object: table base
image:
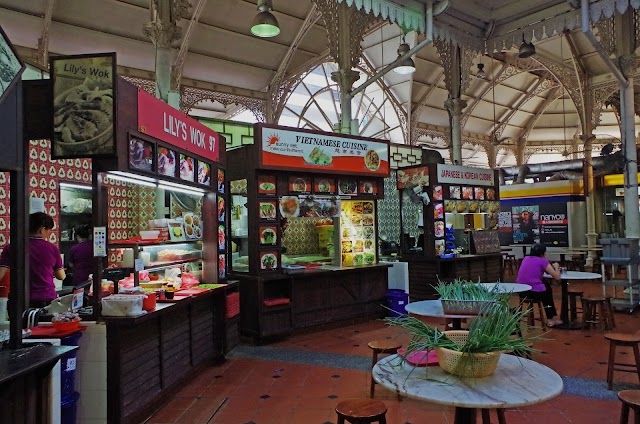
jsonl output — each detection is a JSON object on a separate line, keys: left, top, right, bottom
{"left": 554, "top": 321, "right": 583, "bottom": 330}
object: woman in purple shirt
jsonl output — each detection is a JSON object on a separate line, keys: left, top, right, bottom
{"left": 516, "top": 243, "right": 562, "bottom": 327}
{"left": 68, "top": 225, "right": 94, "bottom": 286}
{"left": 0, "top": 212, "right": 65, "bottom": 308}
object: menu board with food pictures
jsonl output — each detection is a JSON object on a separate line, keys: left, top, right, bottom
{"left": 183, "top": 213, "right": 202, "bottom": 240}
{"left": 129, "top": 138, "right": 153, "bottom": 172}
{"left": 289, "top": 176, "right": 310, "bottom": 194}
{"left": 218, "top": 224, "right": 226, "bottom": 251}
{"left": 158, "top": 147, "right": 177, "bottom": 177}
{"left": 359, "top": 180, "right": 377, "bottom": 195}
{"left": 298, "top": 196, "right": 340, "bottom": 218}
{"left": 279, "top": 196, "right": 300, "bottom": 218}
{"left": 260, "top": 251, "right": 278, "bottom": 270}
{"left": 340, "top": 200, "right": 376, "bottom": 267}
{"left": 260, "top": 225, "right": 277, "bottom": 245}
{"left": 471, "top": 230, "right": 500, "bottom": 254}
{"left": 217, "top": 168, "right": 225, "bottom": 193}
{"left": 197, "top": 161, "right": 211, "bottom": 186}
{"left": 314, "top": 178, "right": 335, "bottom": 194}
{"left": 217, "top": 196, "right": 225, "bottom": 222}
{"left": 179, "top": 154, "right": 195, "bottom": 182}
{"left": 258, "top": 175, "right": 276, "bottom": 195}
{"left": 397, "top": 166, "right": 429, "bottom": 189}
{"left": 259, "top": 201, "right": 277, "bottom": 220}
{"left": 338, "top": 179, "right": 357, "bottom": 196}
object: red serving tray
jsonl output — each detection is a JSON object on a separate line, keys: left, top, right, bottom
{"left": 397, "top": 349, "right": 439, "bottom": 367}
{"left": 176, "top": 288, "right": 211, "bottom": 296}
{"left": 29, "top": 325, "right": 87, "bottom": 338}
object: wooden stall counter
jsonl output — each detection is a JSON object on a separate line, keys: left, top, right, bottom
{"left": 234, "top": 264, "right": 389, "bottom": 343}
{"left": 403, "top": 253, "right": 502, "bottom": 301}
{"left": 102, "top": 288, "right": 227, "bottom": 424}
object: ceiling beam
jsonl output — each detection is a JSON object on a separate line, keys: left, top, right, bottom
{"left": 171, "top": 0, "right": 208, "bottom": 90}
{"left": 35, "top": 0, "right": 55, "bottom": 67}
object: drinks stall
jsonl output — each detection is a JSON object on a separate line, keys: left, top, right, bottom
{"left": 397, "top": 164, "right": 502, "bottom": 300}
{"left": 227, "top": 124, "right": 390, "bottom": 341}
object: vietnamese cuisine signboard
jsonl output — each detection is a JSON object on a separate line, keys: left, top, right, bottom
{"left": 258, "top": 124, "right": 389, "bottom": 176}
{"left": 436, "top": 164, "right": 495, "bottom": 186}
{"left": 50, "top": 52, "right": 116, "bottom": 159}
{"left": 137, "top": 89, "right": 220, "bottom": 163}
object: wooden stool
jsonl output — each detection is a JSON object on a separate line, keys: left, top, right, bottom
{"left": 618, "top": 390, "right": 640, "bottom": 424}
{"left": 567, "top": 288, "right": 584, "bottom": 322}
{"left": 604, "top": 333, "right": 640, "bottom": 390}
{"left": 481, "top": 409, "right": 507, "bottom": 424}
{"left": 583, "top": 296, "right": 615, "bottom": 331}
{"left": 336, "top": 399, "right": 387, "bottom": 424}
{"left": 503, "top": 254, "right": 516, "bottom": 276}
{"left": 368, "top": 340, "right": 401, "bottom": 398}
{"left": 520, "top": 298, "right": 548, "bottom": 328}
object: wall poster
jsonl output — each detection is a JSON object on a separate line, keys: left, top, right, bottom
{"left": 0, "top": 24, "right": 25, "bottom": 106}
{"left": 511, "top": 205, "right": 539, "bottom": 244}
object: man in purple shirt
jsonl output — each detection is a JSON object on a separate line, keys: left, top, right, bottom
{"left": 517, "top": 243, "right": 562, "bottom": 327}
{"left": 0, "top": 212, "right": 65, "bottom": 308}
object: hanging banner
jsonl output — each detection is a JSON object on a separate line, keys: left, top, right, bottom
{"left": 258, "top": 124, "right": 389, "bottom": 176}
{"left": 137, "top": 89, "right": 220, "bottom": 162}
{"left": 539, "top": 203, "right": 569, "bottom": 247}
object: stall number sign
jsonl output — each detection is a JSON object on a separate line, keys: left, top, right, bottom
{"left": 66, "top": 357, "right": 77, "bottom": 371}
{"left": 72, "top": 288, "right": 84, "bottom": 312}
{"left": 436, "top": 164, "right": 494, "bottom": 186}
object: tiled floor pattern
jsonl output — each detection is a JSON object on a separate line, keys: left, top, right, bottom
{"left": 143, "top": 278, "right": 640, "bottom": 424}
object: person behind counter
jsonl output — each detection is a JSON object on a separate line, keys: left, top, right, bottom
{"left": 0, "top": 212, "right": 65, "bottom": 308}
{"left": 67, "top": 224, "right": 94, "bottom": 287}
{"left": 516, "top": 243, "right": 562, "bottom": 327}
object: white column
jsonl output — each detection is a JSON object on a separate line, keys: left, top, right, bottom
{"left": 622, "top": 77, "right": 640, "bottom": 238}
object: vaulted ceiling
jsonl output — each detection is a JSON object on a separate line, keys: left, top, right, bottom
{"left": 1, "top": 0, "right": 637, "bottom": 168}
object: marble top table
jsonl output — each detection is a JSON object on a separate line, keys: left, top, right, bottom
{"left": 543, "top": 271, "right": 602, "bottom": 330}
{"left": 373, "top": 354, "right": 563, "bottom": 424}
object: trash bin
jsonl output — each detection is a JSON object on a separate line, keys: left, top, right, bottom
{"left": 61, "top": 391, "right": 80, "bottom": 424}
{"left": 386, "top": 289, "right": 408, "bottom": 317}
{"left": 61, "top": 332, "right": 82, "bottom": 402}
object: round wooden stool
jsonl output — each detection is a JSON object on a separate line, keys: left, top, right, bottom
{"left": 520, "top": 298, "right": 548, "bottom": 328}
{"left": 618, "top": 390, "right": 640, "bottom": 424}
{"left": 604, "top": 333, "right": 640, "bottom": 390}
{"left": 583, "top": 296, "right": 615, "bottom": 331}
{"left": 567, "top": 288, "right": 584, "bottom": 322}
{"left": 336, "top": 399, "right": 387, "bottom": 424}
{"left": 503, "top": 254, "right": 516, "bottom": 276}
{"left": 368, "top": 340, "right": 401, "bottom": 398}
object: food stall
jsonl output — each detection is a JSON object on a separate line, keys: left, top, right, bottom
{"left": 41, "top": 52, "right": 233, "bottom": 424}
{"left": 398, "top": 164, "right": 502, "bottom": 300}
{"left": 227, "top": 124, "right": 390, "bottom": 341}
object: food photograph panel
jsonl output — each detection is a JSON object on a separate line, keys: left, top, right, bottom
{"left": 259, "top": 200, "right": 277, "bottom": 220}
{"left": 288, "top": 176, "right": 311, "bottom": 194}
{"left": 50, "top": 53, "right": 116, "bottom": 159}
{"left": 462, "top": 186, "right": 474, "bottom": 200}
{"left": 217, "top": 168, "right": 225, "bottom": 193}
{"left": 218, "top": 224, "right": 226, "bottom": 251}
{"left": 434, "top": 203, "right": 444, "bottom": 219}
{"left": 196, "top": 161, "right": 211, "bottom": 186}
{"left": 258, "top": 175, "right": 276, "bottom": 195}
{"left": 129, "top": 136, "right": 154, "bottom": 173}
{"left": 338, "top": 179, "right": 357, "bottom": 196}
{"left": 359, "top": 180, "right": 377, "bottom": 195}
{"left": 449, "top": 186, "right": 461, "bottom": 199}
{"left": 182, "top": 212, "right": 202, "bottom": 240}
{"left": 167, "top": 219, "right": 186, "bottom": 242}
{"left": 179, "top": 153, "right": 195, "bottom": 182}
{"left": 218, "top": 254, "right": 226, "bottom": 278}
{"left": 217, "top": 196, "right": 226, "bottom": 222}
{"left": 259, "top": 250, "right": 279, "bottom": 271}
{"left": 434, "top": 220, "right": 445, "bottom": 238}
{"left": 158, "top": 146, "right": 177, "bottom": 178}
{"left": 314, "top": 177, "right": 335, "bottom": 194}
{"left": 474, "top": 187, "right": 485, "bottom": 200}
{"left": 279, "top": 196, "right": 300, "bottom": 218}
{"left": 433, "top": 185, "right": 443, "bottom": 201}
{"left": 259, "top": 225, "right": 278, "bottom": 245}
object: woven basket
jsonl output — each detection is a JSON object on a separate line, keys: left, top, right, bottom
{"left": 440, "top": 299, "right": 494, "bottom": 315}
{"left": 435, "top": 330, "right": 502, "bottom": 378}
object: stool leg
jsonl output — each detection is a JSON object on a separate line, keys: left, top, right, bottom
{"left": 497, "top": 409, "right": 506, "bottom": 424}
{"left": 379, "top": 414, "right": 387, "bottom": 424}
{"left": 569, "top": 295, "right": 577, "bottom": 322}
{"left": 526, "top": 303, "right": 534, "bottom": 327}
{"left": 582, "top": 301, "right": 591, "bottom": 329}
{"left": 607, "top": 341, "right": 617, "bottom": 390}
{"left": 620, "top": 403, "right": 629, "bottom": 424}
{"left": 606, "top": 298, "right": 616, "bottom": 329}
{"left": 337, "top": 414, "right": 345, "bottom": 424}
{"left": 481, "top": 409, "right": 490, "bottom": 424}
{"left": 537, "top": 302, "right": 548, "bottom": 327}
{"left": 370, "top": 351, "right": 379, "bottom": 398}
{"left": 633, "top": 343, "right": 640, "bottom": 386}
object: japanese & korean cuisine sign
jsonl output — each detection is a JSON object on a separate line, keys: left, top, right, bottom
{"left": 437, "top": 164, "right": 494, "bottom": 186}
{"left": 259, "top": 126, "right": 389, "bottom": 176}
{"left": 51, "top": 53, "right": 116, "bottom": 158}
{"left": 137, "top": 89, "right": 220, "bottom": 162}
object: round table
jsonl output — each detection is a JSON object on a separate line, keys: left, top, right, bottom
{"left": 543, "top": 271, "right": 601, "bottom": 330}
{"left": 478, "top": 282, "right": 531, "bottom": 293}
{"left": 373, "top": 354, "right": 563, "bottom": 424}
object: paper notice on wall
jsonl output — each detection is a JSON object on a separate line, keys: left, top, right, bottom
{"left": 29, "top": 197, "right": 45, "bottom": 213}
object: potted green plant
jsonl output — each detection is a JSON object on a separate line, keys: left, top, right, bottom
{"left": 385, "top": 302, "right": 542, "bottom": 378}
{"left": 434, "top": 278, "right": 509, "bottom": 315}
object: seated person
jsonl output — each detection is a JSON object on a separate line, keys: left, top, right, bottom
{"left": 516, "top": 243, "right": 562, "bottom": 327}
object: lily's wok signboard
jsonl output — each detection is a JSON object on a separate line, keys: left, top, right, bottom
{"left": 137, "top": 89, "right": 220, "bottom": 163}
{"left": 50, "top": 53, "right": 116, "bottom": 159}
{"left": 258, "top": 124, "right": 389, "bottom": 176}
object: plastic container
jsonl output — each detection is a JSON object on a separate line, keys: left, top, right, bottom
{"left": 61, "top": 391, "right": 80, "bottom": 424}
{"left": 386, "top": 289, "right": 408, "bottom": 317}
{"left": 101, "top": 294, "right": 145, "bottom": 316}
{"left": 61, "top": 333, "right": 82, "bottom": 402}
{"left": 140, "top": 230, "right": 160, "bottom": 240}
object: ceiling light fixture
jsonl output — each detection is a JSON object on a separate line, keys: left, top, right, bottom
{"left": 393, "top": 35, "right": 416, "bottom": 75}
{"left": 476, "top": 63, "right": 488, "bottom": 80}
{"left": 251, "top": 0, "right": 280, "bottom": 38}
{"left": 518, "top": 34, "right": 536, "bottom": 58}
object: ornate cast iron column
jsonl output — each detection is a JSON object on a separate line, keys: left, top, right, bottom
{"left": 444, "top": 97, "right": 466, "bottom": 164}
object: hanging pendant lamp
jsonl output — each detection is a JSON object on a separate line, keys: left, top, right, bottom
{"left": 393, "top": 35, "right": 416, "bottom": 75}
{"left": 251, "top": 0, "right": 280, "bottom": 38}
{"left": 476, "top": 63, "right": 488, "bottom": 80}
{"left": 518, "top": 34, "right": 536, "bottom": 58}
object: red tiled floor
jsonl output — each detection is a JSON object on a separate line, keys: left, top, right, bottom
{"left": 141, "top": 278, "right": 639, "bottom": 424}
